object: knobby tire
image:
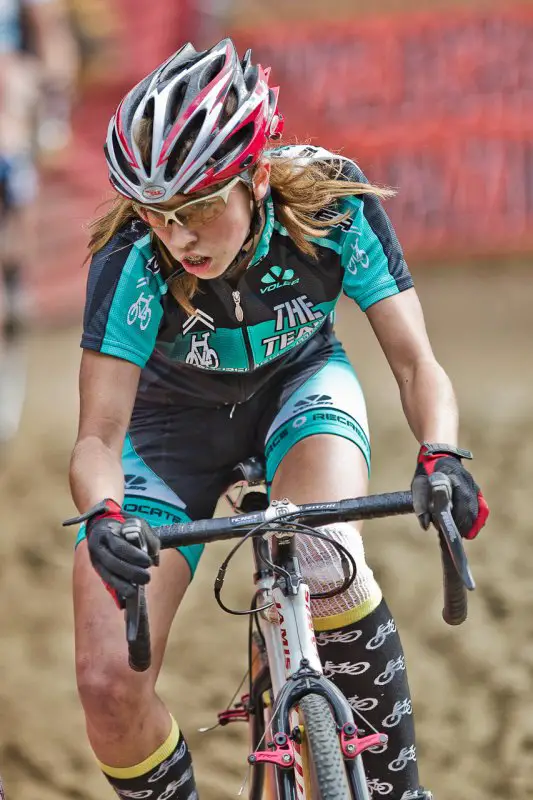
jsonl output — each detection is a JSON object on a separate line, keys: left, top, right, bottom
{"left": 299, "top": 693, "right": 352, "bottom": 800}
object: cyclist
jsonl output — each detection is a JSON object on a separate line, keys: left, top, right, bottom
{"left": 0, "top": 0, "right": 77, "bottom": 442}
{"left": 68, "top": 39, "right": 489, "bottom": 800}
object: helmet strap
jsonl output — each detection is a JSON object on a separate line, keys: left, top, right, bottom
{"left": 223, "top": 179, "right": 269, "bottom": 280}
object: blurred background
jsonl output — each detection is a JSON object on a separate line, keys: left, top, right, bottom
{"left": 0, "top": 1, "right": 532, "bottom": 798}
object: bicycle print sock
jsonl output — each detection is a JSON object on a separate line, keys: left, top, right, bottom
{"left": 99, "top": 716, "right": 198, "bottom": 800}
{"left": 316, "top": 598, "right": 424, "bottom": 799}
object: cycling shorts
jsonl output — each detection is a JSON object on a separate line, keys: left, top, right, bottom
{"left": 76, "top": 331, "right": 370, "bottom": 579}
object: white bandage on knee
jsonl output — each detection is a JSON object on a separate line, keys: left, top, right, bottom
{"left": 296, "top": 523, "right": 382, "bottom": 630}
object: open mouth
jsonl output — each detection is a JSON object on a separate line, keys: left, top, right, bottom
{"left": 185, "top": 255, "right": 208, "bottom": 264}
{"left": 181, "top": 256, "right": 213, "bottom": 273}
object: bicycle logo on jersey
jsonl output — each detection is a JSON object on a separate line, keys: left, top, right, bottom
{"left": 185, "top": 332, "right": 220, "bottom": 369}
{"left": 127, "top": 279, "right": 154, "bottom": 331}
{"left": 346, "top": 227, "right": 370, "bottom": 275}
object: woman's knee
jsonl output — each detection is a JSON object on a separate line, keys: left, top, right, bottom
{"left": 73, "top": 535, "right": 191, "bottom": 738}
{"left": 76, "top": 649, "right": 154, "bottom": 733}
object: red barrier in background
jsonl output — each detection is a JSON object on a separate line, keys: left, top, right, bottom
{"left": 232, "top": 6, "right": 533, "bottom": 258}
{"left": 30, "top": 4, "right": 533, "bottom": 323}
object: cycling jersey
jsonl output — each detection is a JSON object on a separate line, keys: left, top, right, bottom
{"left": 82, "top": 145, "right": 413, "bottom": 407}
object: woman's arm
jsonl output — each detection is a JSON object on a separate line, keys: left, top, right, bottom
{"left": 367, "top": 287, "right": 489, "bottom": 538}
{"left": 69, "top": 350, "right": 141, "bottom": 512}
{"left": 365, "top": 288, "right": 458, "bottom": 444}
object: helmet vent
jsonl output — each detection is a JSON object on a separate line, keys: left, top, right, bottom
{"left": 219, "top": 88, "right": 239, "bottom": 127}
{"left": 244, "top": 65, "right": 258, "bottom": 92}
{"left": 140, "top": 98, "right": 155, "bottom": 174}
{"left": 164, "top": 110, "right": 207, "bottom": 182}
{"left": 111, "top": 128, "right": 140, "bottom": 185}
{"left": 213, "top": 122, "right": 254, "bottom": 166}
{"left": 200, "top": 55, "right": 225, "bottom": 90}
{"left": 167, "top": 82, "right": 187, "bottom": 129}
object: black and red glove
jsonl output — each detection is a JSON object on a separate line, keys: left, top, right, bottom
{"left": 66, "top": 499, "right": 160, "bottom": 607}
{"left": 411, "top": 443, "right": 489, "bottom": 539}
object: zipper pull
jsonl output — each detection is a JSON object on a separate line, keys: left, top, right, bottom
{"left": 232, "top": 291, "right": 244, "bottom": 322}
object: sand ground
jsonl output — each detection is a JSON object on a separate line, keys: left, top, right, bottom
{"left": 0, "top": 263, "right": 531, "bottom": 800}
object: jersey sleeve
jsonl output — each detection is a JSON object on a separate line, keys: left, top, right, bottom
{"left": 81, "top": 225, "right": 166, "bottom": 368}
{"left": 338, "top": 161, "right": 414, "bottom": 312}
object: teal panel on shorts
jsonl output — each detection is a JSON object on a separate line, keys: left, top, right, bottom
{"left": 264, "top": 350, "right": 371, "bottom": 484}
{"left": 74, "top": 434, "right": 204, "bottom": 578}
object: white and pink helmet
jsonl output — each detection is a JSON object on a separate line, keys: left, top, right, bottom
{"left": 104, "top": 38, "right": 284, "bottom": 203}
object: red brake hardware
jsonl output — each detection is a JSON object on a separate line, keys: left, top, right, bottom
{"left": 217, "top": 694, "right": 250, "bottom": 725}
{"left": 248, "top": 733, "right": 295, "bottom": 769}
{"left": 340, "top": 723, "right": 388, "bottom": 759}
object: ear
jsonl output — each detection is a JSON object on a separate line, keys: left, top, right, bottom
{"left": 252, "top": 159, "right": 271, "bottom": 203}
{"left": 134, "top": 204, "right": 149, "bottom": 223}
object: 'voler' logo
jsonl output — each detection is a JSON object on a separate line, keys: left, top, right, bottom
{"left": 260, "top": 266, "right": 300, "bottom": 293}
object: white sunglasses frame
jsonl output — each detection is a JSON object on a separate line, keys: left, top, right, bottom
{"left": 133, "top": 175, "right": 245, "bottom": 228}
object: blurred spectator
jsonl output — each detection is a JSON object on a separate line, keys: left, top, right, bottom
{"left": 67, "top": 0, "right": 120, "bottom": 86}
{"left": 180, "top": 0, "right": 234, "bottom": 48}
{"left": 0, "top": 0, "right": 78, "bottom": 443}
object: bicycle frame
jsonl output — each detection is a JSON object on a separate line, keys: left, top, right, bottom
{"left": 247, "top": 513, "right": 384, "bottom": 800}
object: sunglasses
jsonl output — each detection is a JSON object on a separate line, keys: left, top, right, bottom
{"left": 133, "top": 175, "right": 244, "bottom": 230}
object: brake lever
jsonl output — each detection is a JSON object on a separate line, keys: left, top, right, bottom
{"left": 429, "top": 472, "right": 476, "bottom": 591}
{"left": 122, "top": 522, "right": 148, "bottom": 644}
{"left": 125, "top": 587, "right": 142, "bottom": 642}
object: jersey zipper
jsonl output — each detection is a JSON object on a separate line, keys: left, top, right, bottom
{"left": 231, "top": 289, "right": 253, "bottom": 371}
{"left": 232, "top": 290, "right": 244, "bottom": 322}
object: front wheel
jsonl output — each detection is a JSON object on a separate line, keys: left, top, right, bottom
{"left": 299, "top": 693, "right": 353, "bottom": 800}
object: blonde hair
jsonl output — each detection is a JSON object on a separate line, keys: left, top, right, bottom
{"left": 88, "top": 148, "right": 394, "bottom": 314}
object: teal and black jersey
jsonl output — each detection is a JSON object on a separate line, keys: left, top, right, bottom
{"left": 82, "top": 145, "right": 413, "bottom": 405}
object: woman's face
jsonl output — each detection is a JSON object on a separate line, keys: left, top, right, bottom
{"left": 136, "top": 162, "right": 271, "bottom": 280}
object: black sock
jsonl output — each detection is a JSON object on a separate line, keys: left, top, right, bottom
{"left": 100, "top": 718, "right": 198, "bottom": 800}
{"left": 316, "top": 598, "right": 426, "bottom": 799}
